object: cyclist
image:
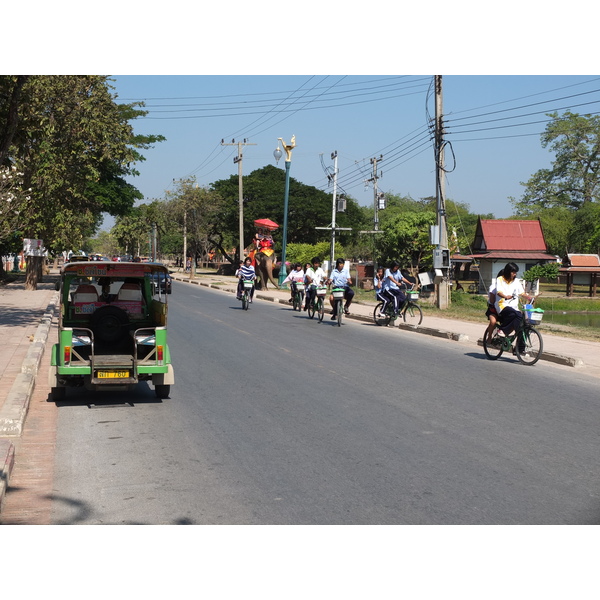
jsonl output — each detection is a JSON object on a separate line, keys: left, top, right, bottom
{"left": 327, "top": 258, "right": 354, "bottom": 320}
{"left": 494, "top": 262, "right": 534, "bottom": 350}
{"left": 236, "top": 256, "right": 256, "bottom": 302}
{"left": 485, "top": 269, "right": 504, "bottom": 342}
{"left": 384, "top": 261, "right": 413, "bottom": 315}
{"left": 282, "top": 262, "right": 305, "bottom": 304}
{"left": 304, "top": 256, "right": 326, "bottom": 311}
{"left": 374, "top": 266, "right": 389, "bottom": 317}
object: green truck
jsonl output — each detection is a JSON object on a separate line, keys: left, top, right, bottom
{"left": 48, "top": 261, "right": 175, "bottom": 400}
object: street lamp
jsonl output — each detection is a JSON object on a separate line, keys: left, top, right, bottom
{"left": 273, "top": 135, "right": 295, "bottom": 286}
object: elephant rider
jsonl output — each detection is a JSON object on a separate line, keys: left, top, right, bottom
{"left": 236, "top": 257, "right": 256, "bottom": 302}
{"left": 303, "top": 256, "right": 326, "bottom": 311}
{"left": 282, "top": 263, "right": 305, "bottom": 303}
{"left": 327, "top": 258, "right": 354, "bottom": 319}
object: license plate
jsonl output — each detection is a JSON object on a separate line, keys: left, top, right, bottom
{"left": 97, "top": 370, "right": 130, "bottom": 379}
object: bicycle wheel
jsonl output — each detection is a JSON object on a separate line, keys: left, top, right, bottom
{"left": 403, "top": 301, "right": 423, "bottom": 326}
{"left": 483, "top": 327, "right": 504, "bottom": 360}
{"left": 336, "top": 299, "right": 343, "bottom": 327}
{"left": 307, "top": 297, "right": 315, "bottom": 319}
{"left": 292, "top": 292, "right": 300, "bottom": 311}
{"left": 373, "top": 302, "right": 391, "bottom": 326}
{"left": 516, "top": 326, "right": 543, "bottom": 365}
{"left": 317, "top": 298, "right": 324, "bottom": 322}
{"left": 242, "top": 290, "right": 249, "bottom": 310}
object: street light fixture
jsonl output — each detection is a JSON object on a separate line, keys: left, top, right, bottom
{"left": 273, "top": 135, "right": 295, "bottom": 286}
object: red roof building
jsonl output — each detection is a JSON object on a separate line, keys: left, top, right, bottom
{"left": 560, "top": 254, "right": 600, "bottom": 297}
{"left": 468, "top": 218, "right": 557, "bottom": 292}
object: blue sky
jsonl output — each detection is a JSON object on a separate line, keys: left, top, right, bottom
{"left": 108, "top": 74, "right": 600, "bottom": 223}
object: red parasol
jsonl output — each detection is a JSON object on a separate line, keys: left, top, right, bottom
{"left": 253, "top": 218, "right": 279, "bottom": 231}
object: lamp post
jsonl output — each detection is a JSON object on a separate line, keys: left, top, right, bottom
{"left": 273, "top": 135, "right": 295, "bottom": 286}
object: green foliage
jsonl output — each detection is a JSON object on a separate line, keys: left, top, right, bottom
{"left": 522, "top": 262, "right": 560, "bottom": 282}
{"left": 210, "top": 165, "right": 364, "bottom": 257}
{"left": 285, "top": 241, "right": 340, "bottom": 267}
{"left": 2, "top": 75, "right": 164, "bottom": 253}
{"left": 376, "top": 204, "right": 436, "bottom": 270}
{"left": 510, "top": 111, "right": 600, "bottom": 254}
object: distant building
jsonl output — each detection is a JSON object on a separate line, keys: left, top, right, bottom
{"left": 560, "top": 254, "right": 600, "bottom": 297}
{"left": 468, "top": 218, "right": 556, "bottom": 292}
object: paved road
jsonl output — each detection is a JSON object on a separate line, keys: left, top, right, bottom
{"left": 38, "top": 280, "right": 600, "bottom": 525}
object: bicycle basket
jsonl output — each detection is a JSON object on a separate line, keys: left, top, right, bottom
{"left": 316, "top": 286, "right": 327, "bottom": 296}
{"left": 243, "top": 279, "right": 254, "bottom": 289}
{"left": 524, "top": 305, "right": 544, "bottom": 324}
{"left": 295, "top": 282, "right": 305, "bottom": 291}
{"left": 408, "top": 291, "right": 419, "bottom": 301}
{"left": 331, "top": 287, "right": 345, "bottom": 299}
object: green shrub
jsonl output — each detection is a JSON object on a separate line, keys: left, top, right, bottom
{"left": 285, "top": 242, "right": 341, "bottom": 267}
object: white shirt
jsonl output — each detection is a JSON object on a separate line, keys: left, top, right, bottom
{"left": 306, "top": 266, "right": 325, "bottom": 287}
{"left": 494, "top": 276, "right": 524, "bottom": 313}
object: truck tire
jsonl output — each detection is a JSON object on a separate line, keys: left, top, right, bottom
{"left": 90, "top": 305, "right": 129, "bottom": 343}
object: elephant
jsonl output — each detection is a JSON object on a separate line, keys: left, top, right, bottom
{"left": 253, "top": 250, "right": 279, "bottom": 290}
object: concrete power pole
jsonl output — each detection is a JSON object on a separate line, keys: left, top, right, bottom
{"left": 221, "top": 139, "right": 256, "bottom": 260}
{"left": 329, "top": 151, "right": 338, "bottom": 268}
{"left": 369, "top": 155, "right": 383, "bottom": 231}
{"left": 435, "top": 75, "right": 450, "bottom": 309}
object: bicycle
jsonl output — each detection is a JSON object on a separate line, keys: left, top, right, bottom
{"left": 373, "top": 288, "right": 423, "bottom": 327}
{"left": 331, "top": 287, "right": 346, "bottom": 327}
{"left": 241, "top": 279, "right": 254, "bottom": 311}
{"left": 483, "top": 303, "right": 544, "bottom": 365}
{"left": 306, "top": 285, "right": 327, "bottom": 322}
{"left": 292, "top": 281, "right": 305, "bottom": 311}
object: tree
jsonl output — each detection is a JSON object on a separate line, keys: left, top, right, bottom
{"left": 513, "top": 111, "right": 600, "bottom": 212}
{"left": 162, "top": 178, "right": 225, "bottom": 265}
{"left": 1, "top": 75, "right": 164, "bottom": 287}
{"left": 511, "top": 111, "right": 600, "bottom": 254}
{"left": 211, "top": 165, "right": 364, "bottom": 261}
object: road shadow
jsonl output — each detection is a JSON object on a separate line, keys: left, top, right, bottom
{"left": 48, "top": 382, "right": 165, "bottom": 408}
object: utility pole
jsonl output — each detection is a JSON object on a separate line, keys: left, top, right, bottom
{"left": 329, "top": 150, "right": 339, "bottom": 268}
{"left": 434, "top": 75, "right": 450, "bottom": 309}
{"left": 316, "top": 151, "right": 351, "bottom": 273}
{"left": 368, "top": 155, "right": 383, "bottom": 231}
{"left": 221, "top": 138, "right": 256, "bottom": 260}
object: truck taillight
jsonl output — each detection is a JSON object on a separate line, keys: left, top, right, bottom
{"left": 157, "top": 345, "right": 164, "bottom": 365}
{"left": 64, "top": 346, "right": 71, "bottom": 365}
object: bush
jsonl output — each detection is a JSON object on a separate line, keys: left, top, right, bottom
{"left": 285, "top": 242, "right": 341, "bottom": 267}
{"left": 523, "top": 263, "right": 560, "bottom": 282}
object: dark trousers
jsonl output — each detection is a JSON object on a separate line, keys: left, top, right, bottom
{"left": 332, "top": 286, "right": 354, "bottom": 315}
{"left": 384, "top": 288, "right": 405, "bottom": 313}
{"left": 237, "top": 279, "right": 254, "bottom": 299}
{"left": 499, "top": 307, "right": 525, "bottom": 350}
{"left": 305, "top": 285, "right": 316, "bottom": 308}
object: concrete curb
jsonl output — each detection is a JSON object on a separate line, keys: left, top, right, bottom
{"left": 0, "top": 439, "right": 15, "bottom": 512}
{"left": 0, "top": 292, "right": 58, "bottom": 438}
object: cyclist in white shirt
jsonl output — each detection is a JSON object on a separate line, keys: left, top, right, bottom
{"left": 327, "top": 258, "right": 354, "bottom": 319}
{"left": 282, "top": 262, "right": 305, "bottom": 304}
{"left": 303, "top": 256, "right": 326, "bottom": 311}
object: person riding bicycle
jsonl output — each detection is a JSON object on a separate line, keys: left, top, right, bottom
{"left": 384, "top": 261, "right": 413, "bottom": 315}
{"left": 304, "top": 256, "right": 326, "bottom": 311}
{"left": 485, "top": 269, "right": 504, "bottom": 343}
{"left": 327, "top": 258, "right": 354, "bottom": 320}
{"left": 282, "top": 263, "right": 305, "bottom": 304}
{"left": 374, "top": 266, "right": 389, "bottom": 317}
{"left": 236, "top": 256, "right": 256, "bottom": 302}
{"left": 494, "top": 262, "right": 534, "bottom": 350}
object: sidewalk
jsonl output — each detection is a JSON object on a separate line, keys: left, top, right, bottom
{"left": 0, "top": 274, "right": 59, "bottom": 510}
{"left": 1, "top": 268, "right": 599, "bottom": 513}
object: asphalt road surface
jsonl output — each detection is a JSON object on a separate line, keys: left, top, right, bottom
{"left": 50, "top": 280, "right": 600, "bottom": 524}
